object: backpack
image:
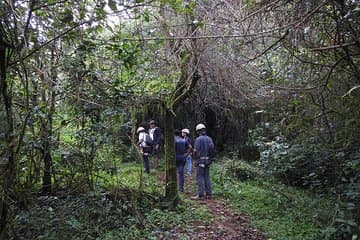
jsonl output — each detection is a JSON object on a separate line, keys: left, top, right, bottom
{"left": 143, "top": 133, "right": 153, "bottom": 146}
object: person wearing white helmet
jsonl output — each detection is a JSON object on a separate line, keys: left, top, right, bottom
{"left": 137, "top": 127, "right": 145, "bottom": 134}
{"left": 195, "top": 123, "right": 206, "bottom": 132}
{"left": 175, "top": 129, "right": 191, "bottom": 192}
{"left": 137, "top": 126, "right": 152, "bottom": 174}
{"left": 192, "top": 123, "right": 214, "bottom": 199}
{"left": 181, "top": 128, "right": 193, "bottom": 177}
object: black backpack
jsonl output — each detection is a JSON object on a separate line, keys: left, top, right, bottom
{"left": 143, "top": 133, "right": 153, "bottom": 146}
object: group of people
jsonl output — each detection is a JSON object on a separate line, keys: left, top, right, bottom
{"left": 136, "top": 120, "right": 162, "bottom": 173}
{"left": 137, "top": 120, "right": 214, "bottom": 199}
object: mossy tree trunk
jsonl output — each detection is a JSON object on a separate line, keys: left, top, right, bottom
{"left": 156, "top": 2, "right": 200, "bottom": 209}
{"left": 0, "top": 38, "right": 15, "bottom": 236}
{"left": 163, "top": 109, "right": 180, "bottom": 207}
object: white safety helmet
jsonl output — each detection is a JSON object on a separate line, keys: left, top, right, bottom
{"left": 136, "top": 127, "right": 145, "bottom": 133}
{"left": 181, "top": 128, "right": 190, "bottom": 134}
{"left": 195, "top": 123, "right": 206, "bottom": 131}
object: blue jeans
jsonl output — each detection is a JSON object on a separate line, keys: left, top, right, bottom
{"left": 196, "top": 164, "right": 211, "bottom": 197}
{"left": 176, "top": 157, "right": 186, "bottom": 192}
{"left": 186, "top": 155, "right": 192, "bottom": 175}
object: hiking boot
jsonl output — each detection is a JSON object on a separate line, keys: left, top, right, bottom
{"left": 205, "top": 195, "right": 212, "bottom": 199}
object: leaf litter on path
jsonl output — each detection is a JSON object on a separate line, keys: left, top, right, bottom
{"left": 157, "top": 171, "right": 268, "bottom": 240}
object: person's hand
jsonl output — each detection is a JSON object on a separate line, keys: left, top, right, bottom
{"left": 155, "top": 144, "right": 159, "bottom": 150}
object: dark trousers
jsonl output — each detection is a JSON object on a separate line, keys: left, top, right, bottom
{"left": 196, "top": 165, "right": 211, "bottom": 197}
{"left": 176, "top": 158, "right": 186, "bottom": 192}
{"left": 142, "top": 147, "right": 151, "bottom": 173}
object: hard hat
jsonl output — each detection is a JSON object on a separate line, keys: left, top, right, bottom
{"left": 195, "top": 123, "right": 206, "bottom": 131}
{"left": 137, "top": 127, "right": 145, "bottom": 133}
{"left": 181, "top": 128, "right": 190, "bottom": 134}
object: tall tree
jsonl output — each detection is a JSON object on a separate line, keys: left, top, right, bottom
{"left": 0, "top": 0, "right": 109, "bottom": 234}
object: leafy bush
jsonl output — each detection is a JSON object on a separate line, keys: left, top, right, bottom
{"left": 7, "top": 161, "right": 214, "bottom": 240}
{"left": 220, "top": 157, "right": 263, "bottom": 181}
{"left": 247, "top": 123, "right": 360, "bottom": 239}
{"left": 212, "top": 158, "right": 335, "bottom": 240}
{"left": 9, "top": 191, "right": 141, "bottom": 240}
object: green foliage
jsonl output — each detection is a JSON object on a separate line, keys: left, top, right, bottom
{"left": 9, "top": 188, "right": 151, "bottom": 240}
{"left": 212, "top": 158, "right": 338, "bottom": 240}
{"left": 219, "top": 156, "right": 263, "bottom": 181}
{"left": 247, "top": 120, "right": 360, "bottom": 239}
{"left": 8, "top": 161, "right": 213, "bottom": 239}
{"left": 2, "top": 0, "right": 359, "bottom": 238}
{"left": 248, "top": 120, "right": 360, "bottom": 239}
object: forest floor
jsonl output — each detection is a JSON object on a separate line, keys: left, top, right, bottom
{"left": 158, "top": 172, "right": 267, "bottom": 240}
{"left": 8, "top": 160, "right": 329, "bottom": 239}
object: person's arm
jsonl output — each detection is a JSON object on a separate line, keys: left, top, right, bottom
{"left": 137, "top": 132, "right": 144, "bottom": 146}
{"left": 185, "top": 140, "right": 192, "bottom": 156}
{"left": 188, "top": 143, "right": 193, "bottom": 153}
{"left": 137, "top": 133, "right": 142, "bottom": 145}
{"left": 209, "top": 137, "right": 215, "bottom": 158}
{"left": 137, "top": 133, "right": 144, "bottom": 154}
{"left": 194, "top": 138, "right": 199, "bottom": 159}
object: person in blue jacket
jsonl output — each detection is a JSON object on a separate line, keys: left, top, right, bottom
{"left": 193, "top": 123, "right": 214, "bottom": 199}
{"left": 175, "top": 129, "right": 190, "bottom": 192}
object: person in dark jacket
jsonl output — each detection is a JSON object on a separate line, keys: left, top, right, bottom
{"left": 175, "top": 129, "right": 190, "bottom": 192}
{"left": 192, "top": 123, "right": 214, "bottom": 199}
{"left": 149, "top": 120, "right": 162, "bottom": 170}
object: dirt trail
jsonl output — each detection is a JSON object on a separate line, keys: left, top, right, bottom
{"left": 158, "top": 172, "right": 267, "bottom": 240}
{"left": 186, "top": 196, "right": 267, "bottom": 240}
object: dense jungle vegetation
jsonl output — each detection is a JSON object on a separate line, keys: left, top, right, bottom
{"left": 1, "top": 0, "right": 359, "bottom": 239}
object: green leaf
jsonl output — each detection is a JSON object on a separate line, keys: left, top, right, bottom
{"left": 108, "top": 0, "right": 117, "bottom": 11}
{"left": 142, "top": 10, "right": 150, "bottom": 22}
{"left": 347, "top": 220, "right": 358, "bottom": 227}
{"left": 66, "top": 218, "right": 83, "bottom": 230}
{"left": 326, "top": 80, "right": 333, "bottom": 90}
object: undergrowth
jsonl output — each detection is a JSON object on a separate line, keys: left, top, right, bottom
{"left": 8, "top": 158, "right": 343, "bottom": 240}
{"left": 7, "top": 162, "right": 212, "bottom": 240}
{"left": 212, "top": 157, "right": 339, "bottom": 240}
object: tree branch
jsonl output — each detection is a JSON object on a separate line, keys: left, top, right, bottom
{"left": 309, "top": 42, "right": 358, "bottom": 51}
{"left": 9, "top": 21, "right": 88, "bottom": 67}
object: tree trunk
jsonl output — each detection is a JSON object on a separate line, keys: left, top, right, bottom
{"left": 41, "top": 142, "right": 52, "bottom": 193}
{"left": 40, "top": 91, "right": 55, "bottom": 193}
{"left": 163, "top": 109, "right": 179, "bottom": 208}
{"left": 0, "top": 40, "right": 15, "bottom": 236}
{"left": 40, "top": 43, "right": 58, "bottom": 193}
